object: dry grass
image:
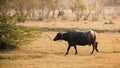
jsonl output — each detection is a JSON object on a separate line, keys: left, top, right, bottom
{"left": 17, "top": 19, "right": 120, "bottom": 31}
{"left": 0, "top": 19, "right": 120, "bottom": 68}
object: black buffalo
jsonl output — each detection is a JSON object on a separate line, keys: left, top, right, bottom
{"left": 54, "top": 30, "right": 98, "bottom": 55}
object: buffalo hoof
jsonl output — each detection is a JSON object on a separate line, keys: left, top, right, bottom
{"left": 64, "top": 53, "right": 68, "bottom": 56}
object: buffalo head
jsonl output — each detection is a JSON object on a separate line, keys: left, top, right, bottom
{"left": 54, "top": 33, "right": 62, "bottom": 41}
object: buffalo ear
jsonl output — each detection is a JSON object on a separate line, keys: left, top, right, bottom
{"left": 59, "top": 32, "right": 64, "bottom": 36}
{"left": 56, "top": 32, "right": 61, "bottom": 36}
{"left": 58, "top": 32, "right": 63, "bottom": 34}
{"left": 58, "top": 32, "right": 62, "bottom": 35}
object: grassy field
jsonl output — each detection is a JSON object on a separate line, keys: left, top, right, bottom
{"left": 0, "top": 19, "right": 120, "bottom": 68}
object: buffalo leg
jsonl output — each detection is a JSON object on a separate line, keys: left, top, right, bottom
{"left": 91, "top": 43, "right": 95, "bottom": 54}
{"left": 74, "top": 45, "right": 77, "bottom": 55}
{"left": 65, "top": 45, "right": 71, "bottom": 56}
{"left": 95, "top": 42, "right": 99, "bottom": 52}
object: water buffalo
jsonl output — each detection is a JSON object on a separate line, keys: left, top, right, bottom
{"left": 54, "top": 30, "right": 98, "bottom": 55}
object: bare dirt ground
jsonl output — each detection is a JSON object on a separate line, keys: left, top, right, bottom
{"left": 0, "top": 19, "right": 120, "bottom": 68}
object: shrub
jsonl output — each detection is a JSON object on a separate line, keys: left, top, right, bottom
{"left": 0, "top": 23, "right": 41, "bottom": 50}
{"left": 0, "top": 15, "right": 12, "bottom": 23}
{"left": 0, "top": 15, "right": 25, "bottom": 50}
{"left": 0, "top": 23, "right": 25, "bottom": 50}
{"left": 17, "top": 15, "right": 26, "bottom": 23}
{"left": 0, "top": 15, "right": 41, "bottom": 50}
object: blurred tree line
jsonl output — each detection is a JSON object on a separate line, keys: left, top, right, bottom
{"left": 0, "top": 0, "right": 120, "bottom": 21}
